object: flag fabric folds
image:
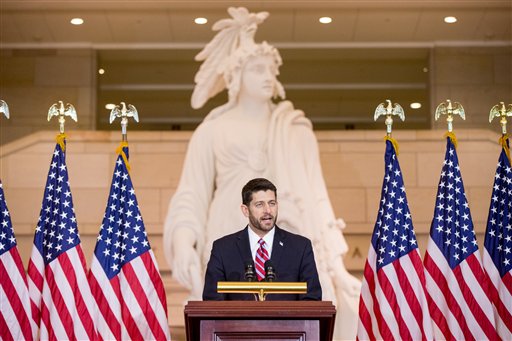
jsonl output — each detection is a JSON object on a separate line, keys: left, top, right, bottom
{"left": 424, "top": 135, "right": 499, "bottom": 340}
{"left": 26, "top": 134, "right": 97, "bottom": 340}
{"left": 482, "top": 136, "right": 512, "bottom": 339}
{"left": 88, "top": 143, "right": 170, "bottom": 340}
{"left": 357, "top": 139, "right": 433, "bottom": 341}
{"left": 0, "top": 181, "right": 36, "bottom": 341}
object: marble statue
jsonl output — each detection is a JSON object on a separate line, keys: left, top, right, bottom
{"left": 163, "top": 7, "right": 360, "bottom": 339}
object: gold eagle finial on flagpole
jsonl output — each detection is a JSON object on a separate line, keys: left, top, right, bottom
{"left": 47, "top": 101, "right": 78, "bottom": 134}
{"left": 109, "top": 102, "right": 139, "bottom": 142}
{"left": 489, "top": 101, "right": 512, "bottom": 135}
{"left": 0, "top": 100, "right": 10, "bottom": 119}
{"left": 374, "top": 99, "right": 405, "bottom": 137}
{"left": 435, "top": 99, "right": 465, "bottom": 132}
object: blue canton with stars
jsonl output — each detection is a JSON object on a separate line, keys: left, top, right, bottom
{"left": 0, "top": 182, "right": 17, "bottom": 256}
{"left": 93, "top": 147, "right": 151, "bottom": 280}
{"left": 34, "top": 142, "right": 81, "bottom": 265}
{"left": 484, "top": 143, "right": 512, "bottom": 277}
{"left": 372, "top": 140, "right": 419, "bottom": 270}
{"left": 430, "top": 137, "right": 478, "bottom": 269}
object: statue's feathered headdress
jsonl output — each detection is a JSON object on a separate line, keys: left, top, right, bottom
{"left": 191, "top": 7, "right": 277, "bottom": 110}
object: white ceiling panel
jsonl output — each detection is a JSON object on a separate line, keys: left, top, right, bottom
{"left": 169, "top": 10, "right": 225, "bottom": 42}
{"left": 12, "top": 12, "right": 55, "bottom": 43}
{"left": 414, "top": 9, "right": 483, "bottom": 41}
{"left": 0, "top": 12, "right": 23, "bottom": 43}
{"left": 353, "top": 9, "right": 422, "bottom": 42}
{"left": 45, "top": 11, "right": 113, "bottom": 43}
{"left": 476, "top": 9, "right": 512, "bottom": 40}
{"left": 256, "top": 10, "right": 295, "bottom": 42}
{"left": 107, "top": 11, "right": 173, "bottom": 43}
{"left": 294, "top": 10, "right": 358, "bottom": 42}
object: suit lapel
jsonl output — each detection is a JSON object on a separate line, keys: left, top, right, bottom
{"left": 270, "top": 226, "right": 287, "bottom": 268}
{"left": 236, "top": 226, "right": 253, "bottom": 262}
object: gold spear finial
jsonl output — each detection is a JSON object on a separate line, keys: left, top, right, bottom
{"left": 435, "top": 99, "right": 465, "bottom": 132}
{"left": 489, "top": 101, "right": 512, "bottom": 135}
{"left": 109, "top": 102, "right": 139, "bottom": 142}
{"left": 47, "top": 101, "right": 78, "bottom": 133}
{"left": 0, "top": 100, "right": 10, "bottom": 119}
{"left": 374, "top": 99, "right": 405, "bottom": 137}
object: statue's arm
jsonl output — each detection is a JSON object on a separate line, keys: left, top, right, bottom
{"left": 163, "top": 122, "right": 216, "bottom": 294}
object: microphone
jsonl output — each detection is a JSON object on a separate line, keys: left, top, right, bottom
{"left": 244, "top": 260, "right": 256, "bottom": 282}
{"left": 264, "top": 260, "right": 276, "bottom": 282}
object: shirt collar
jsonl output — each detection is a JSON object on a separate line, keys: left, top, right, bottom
{"left": 248, "top": 225, "right": 275, "bottom": 259}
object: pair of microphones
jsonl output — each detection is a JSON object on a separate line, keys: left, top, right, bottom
{"left": 244, "top": 260, "right": 276, "bottom": 282}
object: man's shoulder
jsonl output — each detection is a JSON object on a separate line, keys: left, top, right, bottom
{"left": 213, "top": 227, "right": 246, "bottom": 245}
{"left": 275, "top": 226, "right": 312, "bottom": 245}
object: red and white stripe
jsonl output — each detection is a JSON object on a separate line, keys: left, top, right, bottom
{"left": 1, "top": 247, "right": 36, "bottom": 341}
{"left": 27, "top": 244, "right": 97, "bottom": 340}
{"left": 357, "top": 245, "right": 433, "bottom": 340}
{"left": 483, "top": 249, "right": 512, "bottom": 339}
{"left": 424, "top": 237, "right": 500, "bottom": 340}
{"left": 89, "top": 250, "right": 170, "bottom": 340}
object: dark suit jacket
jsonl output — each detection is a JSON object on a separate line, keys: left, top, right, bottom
{"left": 202, "top": 226, "right": 322, "bottom": 301}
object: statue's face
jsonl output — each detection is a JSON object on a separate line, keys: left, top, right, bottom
{"left": 239, "top": 54, "right": 277, "bottom": 101}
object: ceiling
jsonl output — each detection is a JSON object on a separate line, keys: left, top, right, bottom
{"left": 1, "top": 1, "right": 511, "bottom": 46}
{"left": 1, "top": 1, "right": 511, "bottom": 131}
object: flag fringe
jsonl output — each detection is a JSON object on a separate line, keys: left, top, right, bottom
{"left": 384, "top": 136, "right": 399, "bottom": 155}
{"left": 116, "top": 141, "right": 131, "bottom": 172}
{"left": 499, "top": 134, "right": 511, "bottom": 164}
{"left": 56, "top": 133, "right": 67, "bottom": 151}
{"left": 445, "top": 131, "right": 458, "bottom": 148}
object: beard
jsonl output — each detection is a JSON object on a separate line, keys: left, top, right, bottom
{"left": 248, "top": 211, "right": 277, "bottom": 234}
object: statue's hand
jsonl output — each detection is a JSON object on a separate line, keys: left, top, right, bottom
{"left": 329, "top": 257, "right": 361, "bottom": 297}
{"left": 172, "top": 236, "right": 201, "bottom": 290}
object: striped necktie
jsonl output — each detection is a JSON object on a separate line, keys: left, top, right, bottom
{"left": 255, "top": 239, "right": 270, "bottom": 281}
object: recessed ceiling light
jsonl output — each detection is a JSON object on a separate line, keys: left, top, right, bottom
{"left": 423, "top": 67, "right": 429, "bottom": 73}
{"left": 410, "top": 102, "right": 422, "bottom": 109}
{"left": 194, "top": 17, "right": 208, "bottom": 25}
{"left": 70, "top": 18, "right": 84, "bottom": 25}
{"left": 444, "top": 16, "right": 457, "bottom": 24}
{"left": 105, "top": 103, "right": 116, "bottom": 110}
{"left": 98, "top": 68, "right": 105, "bottom": 75}
{"left": 319, "top": 17, "right": 332, "bottom": 24}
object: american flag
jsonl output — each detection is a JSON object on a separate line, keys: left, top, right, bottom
{"left": 357, "top": 139, "right": 433, "bottom": 340}
{"left": 423, "top": 135, "right": 499, "bottom": 340}
{"left": 482, "top": 137, "right": 512, "bottom": 339}
{"left": 26, "top": 137, "right": 97, "bottom": 340}
{"left": 0, "top": 181, "right": 36, "bottom": 341}
{"left": 88, "top": 144, "right": 170, "bottom": 340}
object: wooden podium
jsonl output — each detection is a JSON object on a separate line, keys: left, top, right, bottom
{"left": 184, "top": 300, "right": 336, "bottom": 340}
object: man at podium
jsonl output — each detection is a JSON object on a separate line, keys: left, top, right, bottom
{"left": 203, "top": 178, "right": 322, "bottom": 301}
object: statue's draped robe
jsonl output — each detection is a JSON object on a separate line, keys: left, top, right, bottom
{"left": 164, "top": 100, "right": 357, "bottom": 338}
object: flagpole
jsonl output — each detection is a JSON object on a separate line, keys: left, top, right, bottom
{"left": 358, "top": 100, "right": 435, "bottom": 340}
{"left": 90, "top": 102, "right": 171, "bottom": 340}
{"left": 109, "top": 102, "right": 139, "bottom": 142}
{"left": 434, "top": 99, "right": 465, "bottom": 133}
{"left": 483, "top": 101, "right": 512, "bottom": 339}
{"left": 489, "top": 101, "right": 512, "bottom": 136}
{"left": 373, "top": 99, "right": 405, "bottom": 138}
{"left": 47, "top": 100, "right": 78, "bottom": 134}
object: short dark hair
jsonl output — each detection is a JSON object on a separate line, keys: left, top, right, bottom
{"left": 242, "top": 178, "right": 277, "bottom": 205}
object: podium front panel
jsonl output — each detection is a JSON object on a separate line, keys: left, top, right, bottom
{"left": 201, "top": 319, "right": 318, "bottom": 340}
{"left": 184, "top": 301, "right": 336, "bottom": 341}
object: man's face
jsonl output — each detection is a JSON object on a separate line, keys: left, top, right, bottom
{"left": 241, "top": 190, "right": 278, "bottom": 237}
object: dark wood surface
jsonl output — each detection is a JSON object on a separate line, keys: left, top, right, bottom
{"left": 184, "top": 301, "right": 336, "bottom": 341}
